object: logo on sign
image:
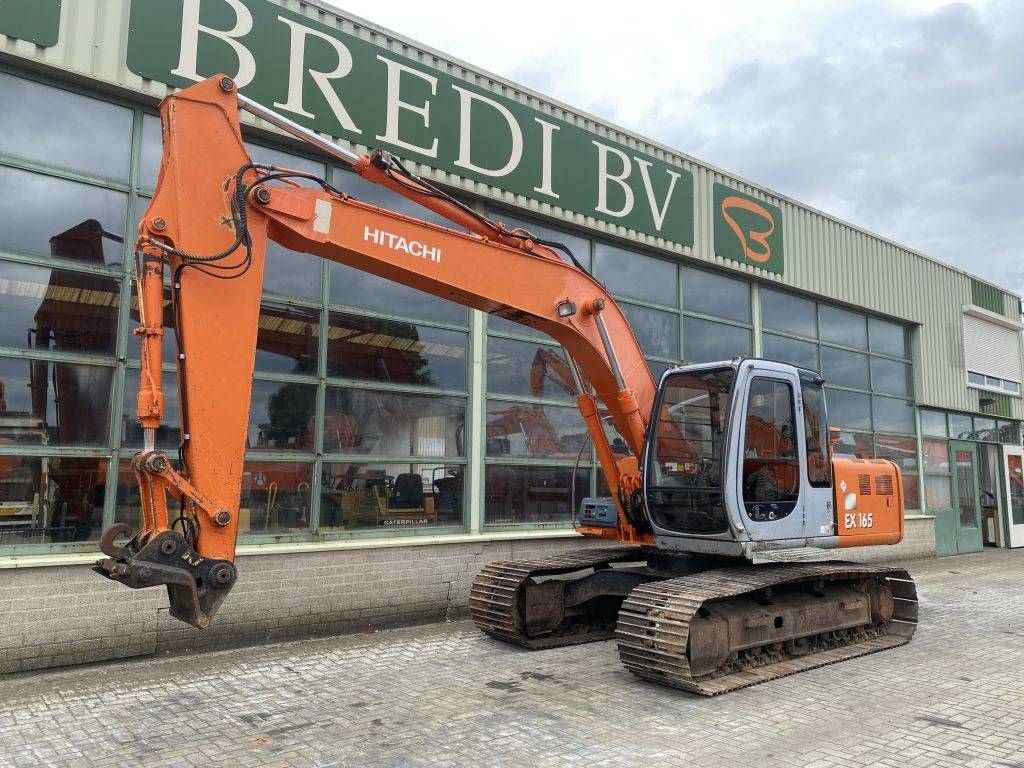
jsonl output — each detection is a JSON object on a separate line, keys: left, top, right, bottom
{"left": 713, "top": 183, "right": 784, "bottom": 274}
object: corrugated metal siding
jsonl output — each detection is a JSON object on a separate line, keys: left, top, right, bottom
{"left": 1, "top": 0, "right": 1020, "bottom": 418}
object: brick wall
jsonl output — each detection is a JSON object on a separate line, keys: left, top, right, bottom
{"left": 0, "top": 520, "right": 936, "bottom": 674}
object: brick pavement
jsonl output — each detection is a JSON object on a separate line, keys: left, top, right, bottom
{"left": 0, "top": 549, "right": 1022, "bottom": 768}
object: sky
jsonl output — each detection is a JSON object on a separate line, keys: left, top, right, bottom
{"left": 327, "top": 0, "right": 1024, "bottom": 295}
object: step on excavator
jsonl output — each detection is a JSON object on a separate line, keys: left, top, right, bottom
{"left": 94, "top": 75, "right": 917, "bottom": 695}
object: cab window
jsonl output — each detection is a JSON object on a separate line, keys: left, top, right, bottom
{"left": 742, "top": 378, "right": 800, "bottom": 521}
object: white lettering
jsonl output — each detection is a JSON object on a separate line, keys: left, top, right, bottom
{"left": 634, "top": 158, "right": 681, "bottom": 231}
{"left": 273, "top": 16, "right": 361, "bottom": 134}
{"left": 452, "top": 85, "right": 523, "bottom": 177}
{"left": 592, "top": 141, "right": 634, "bottom": 218}
{"left": 533, "top": 118, "right": 560, "bottom": 199}
{"left": 363, "top": 226, "right": 441, "bottom": 262}
{"left": 375, "top": 56, "right": 439, "bottom": 157}
{"left": 172, "top": 0, "right": 256, "bottom": 87}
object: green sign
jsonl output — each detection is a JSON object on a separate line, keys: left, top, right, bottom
{"left": 0, "top": 0, "right": 61, "bottom": 47}
{"left": 126, "top": 0, "right": 694, "bottom": 246}
{"left": 713, "top": 183, "right": 784, "bottom": 274}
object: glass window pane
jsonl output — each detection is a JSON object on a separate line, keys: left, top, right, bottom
{"left": 0, "top": 72, "right": 132, "bottom": 182}
{"left": 761, "top": 288, "right": 816, "bottom": 338}
{"left": 923, "top": 439, "right": 950, "bottom": 473}
{"left": 833, "top": 430, "right": 873, "bottom": 458}
{"left": 485, "top": 402, "right": 588, "bottom": 460}
{"left": 122, "top": 371, "right": 179, "bottom": 450}
{"left": 248, "top": 380, "right": 318, "bottom": 452}
{"left": 870, "top": 317, "right": 907, "bottom": 358}
{"left": 321, "top": 460, "right": 464, "bottom": 531}
{"left": 0, "top": 166, "right": 127, "bottom": 267}
{"left": 487, "top": 337, "right": 577, "bottom": 400}
{"left": 0, "top": 456, "right": 108, "bottom": 545}
{"left": 0, "top": 356, "right": 112, "bottom": 446}
{"left": 949, "top": 413, "right": 974, "bottom": 440}
{"left": 925, "top": 474, "right": 952, "bottom": 511}
{"left": 0, "top": 260, "right": 119, "bottom": 354}
{"left": 973, "top": 417, "right": 998, "bottom": 442}
{"left": 140, "top": 113, "right": 162, "bottom": 191}
{"left": 683, "top": 316, "right": 750, "bottom": 364}
{"left": 323, "top": 388, "right": 466, "bottom": 457}
{"left": 903, "top": 473, "right": 921, "bottom": 511}
{"left": 649, "top": 359, "right": 672, "bottom": 380}
{"left": 825, "top": 389, "right": 871, "bottom": 431}
{"left": 594, "top": 243, "right": 677, "bottom": 307}
{"left": 920, "top": 409, "right": 947, "bottom": 438}
{"left": 255, "top": 301, "right": 319, "bottom": 376}
{"left": 819, "top": 305, "right": 867, "bottom": 349}
{"left": 487, "top": 209, "right": 591, "bottom": 271}
{"left": 820, "top": 347, "right": 869, "bottom": 390}
{"left": 329, "top": 262, "right": 467, "bottom": 326}
{"left": 875, "top": 434, "right": 918, "bottom": 472}
{"left": 870, "top": 357, "right": 911, "bottom": 397}
{"left": 682, "top": 267, "right": 750, "bottom": 323}
{"left": 620, "top": 302, "right": 679, "bottom": 359}
{"left": 1004, "top": 381, "right": 1021, "bottom": 394}
{"left": 239, "top": 461, "right": 313, "bottom": 535}
{"left": 998, "top": 421, "right": 1020, "bottom": 444}
{"left": 484, "top": 465, "right": 589, "bottom": 527}
{"left": 872, "top": 396, "right": 915, "bottom": 435}
{"left": 968, "top": 371, "right": 985, "bottom": 386}
{"left": 327, "top": 311, "right": 467, "bottom": 390}
{"left": 264, "top": 245, "right": 324, "bottom": 301}
{"left": 763, "top": 333, "right": 818, "bottom": 371}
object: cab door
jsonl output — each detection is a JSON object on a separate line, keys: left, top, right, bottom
{"left": 1004, "top": 445, "right": 1024, "bottom": 548}
{"left": 732, "top": 365, "right": 810, "bottom": 543}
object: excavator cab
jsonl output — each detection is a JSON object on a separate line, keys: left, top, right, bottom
{"left": 633, "top": 357, "right": 901, "bottom": 557}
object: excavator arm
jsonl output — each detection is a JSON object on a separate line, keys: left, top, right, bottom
{"left": 95, "top": 75, "right": 658, "bottom": 627}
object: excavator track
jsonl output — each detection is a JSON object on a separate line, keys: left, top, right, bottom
{"left": 469, "top": 546, "right": 648, "bottom": 649}
{"left": 616, "top": 562, "right": 918, "bottom": 695}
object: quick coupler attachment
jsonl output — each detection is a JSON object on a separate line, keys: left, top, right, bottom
{"left": 93, "top": 524, "right": 237, "bottom": 629}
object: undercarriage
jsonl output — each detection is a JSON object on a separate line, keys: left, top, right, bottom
{"left": 469, "top": 547, "right": 917, "bottom": 694}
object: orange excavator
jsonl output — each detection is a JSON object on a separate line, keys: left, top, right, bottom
{"left": 94, "top": 75, "right": 917, "bottom": 694}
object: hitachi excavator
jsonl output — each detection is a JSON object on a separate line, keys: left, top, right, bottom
{"left": 94, "top": 75, "right": 917, "bottom": 695}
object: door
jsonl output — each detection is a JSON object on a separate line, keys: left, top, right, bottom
{"left": 950, "top": 440, "right": 983, "bottom": 554}
{"left": 1004, "top": 446, "right": 1024, "bottom": 548}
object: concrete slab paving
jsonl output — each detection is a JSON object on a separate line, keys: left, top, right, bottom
{"left": 0, "top": 549, "right": 1022, "bottom": 768}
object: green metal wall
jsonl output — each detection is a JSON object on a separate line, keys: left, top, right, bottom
{"left": 1, "top": 0, "right": 1019, "bottom": 421}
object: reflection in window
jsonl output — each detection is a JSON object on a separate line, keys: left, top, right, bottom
{"left": 487, "top": 338, "right": 577, "bottom": 401}
{"left": 0, "top": 167, "right": 127, "bottom": 266}
{"left": 327, "top": 311, "right": 467, "bottom": 390}
{"left": 0, "top": 356, "right": 112, "bottom": 446}
{"left": 920, "top": 409, "right": 947, "bottom": 438}
{"left": 683, "top": 317, "right": 749, "bottom": 364}
{"left": 870, "top": 357, "right": 910, "bottom": 397}
{"left": 595, "top": 243, "right": 677, "bottom": 307}
{"left": 925, "top": 474, "right": 952, "bottom": 510}
{"left": 820, "top": 347, "right": 868, "bottom": 389}
{"left": 833, "top": 430, "right": 873, "bottom": 458}
{"left": 0, "top": 259, "right": 119, "bottom": 354}
{"left": 320, "top": 461, "right": 464, "bottom": 530}
{"left": 764, "top": 333, "right": 818, "bottom": 371}
{"left": 323, "top": 389, "right": 465, "bottom": 456}
{"left": 825, "top": 388, "right": 871, "bottom": 431}
{"left": 819, "top": 305, "right": 867, "bottom": 349}
{"left": 484, "top": 465, "right": 589, "bottom": 527}
{"left": 139, "top": 113, "right": 162, "bottom": 191}
{"left": 875, "top": 434, "right": 918, "bottom": 472}
{"left": 872, "top": 396, "right": 915, "bottom": 435}
{"left": 869, "top": 317, "right": 907, "bottom": 358}
{"left": 264, "top": 245, "right": 324, "bottom": 301}
{"left": 239, "top": 461, "right": 313, "bottom": 535}
{"left": 0, "top": 456, "right": 108, "bottom": 545}
{"left": 742, "top": 379, "right": 800, "bottom": 520}
{"left": 620, "top": 302, "right": 679, "bottom": 359}
{"left": 485, "top": 402, "right": 587, "bottom": 460}
{"left": 948, "top": 413, "right": 974, "bottom": 440}
{"left": 682, "top": 268, "right": 750, "bottom": 323}
{"left": 761, "top": 288, "right": 816, "bottom": 337}
{"left": 248, "top": 380, "right": 317, "bottom": 452}
{"left": 256, "top": 301, "right": 319, "bottom": 375}
{"left": 329, "top": 262, "right": 467, "bottom": 326}
{"left": 122, "top": 371, "right": 179, "bottom": 450}
{"left": 0, "top": 72, "right": 133, "bottom": 182}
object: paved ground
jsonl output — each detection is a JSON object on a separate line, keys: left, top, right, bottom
{"left": 1, "top": 549, "right": 1023, "bottom": 768}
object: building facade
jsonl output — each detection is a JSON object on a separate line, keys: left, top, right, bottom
{"left": 0, "top": 0, "right": 1022, "bottom": 672}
